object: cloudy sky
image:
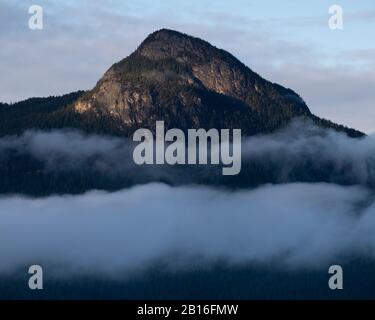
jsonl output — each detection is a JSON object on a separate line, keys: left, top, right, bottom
{"left": 1, "top": 0, "right": 374, "bottom": 133}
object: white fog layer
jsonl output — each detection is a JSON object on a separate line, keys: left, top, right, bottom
{"left": 0, "top": 183, "right": 375, "bottom": 276}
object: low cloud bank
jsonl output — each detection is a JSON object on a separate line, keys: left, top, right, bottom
{"left": 1, "top": 119, "right": 375, "bottom": 188}
{"left": 0, "top": 182, "right": 375, "bottom": 276}
{"left": 242, "top": 120, "right": 375, "bottom": 185}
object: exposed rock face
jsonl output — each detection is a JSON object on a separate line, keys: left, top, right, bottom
{"left": 71, "top": 29, "right": 322, "bottom": 135}
{"left": 136, "top": 30, "right": 308, "bottom": 109}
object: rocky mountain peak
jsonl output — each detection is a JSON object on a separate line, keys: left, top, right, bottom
{"left": 72, "top": 29, "right": 314, "bottom": 136}
{"left": 136, "top": 29, "right": 222, "bottom": 62}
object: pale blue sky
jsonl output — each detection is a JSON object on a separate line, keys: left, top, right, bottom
{"left": 1, "top": 0, "right": 374, "bottom": 132}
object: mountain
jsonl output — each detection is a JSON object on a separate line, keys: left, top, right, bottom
{"left": 71, "top": 29, "right": 363, "bottom": 137}
{"left": 0, "top": 29, "right": 363, "bottom": 138}
{"left": 0, "top": 29, "right": 367, "bottom": 196}
{"left": 72, "top": 28, "right": 311, "bottom": 135}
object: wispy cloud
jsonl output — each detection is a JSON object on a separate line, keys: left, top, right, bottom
{"left": 1, "top": 119, "right": 375, "bottom": 187}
